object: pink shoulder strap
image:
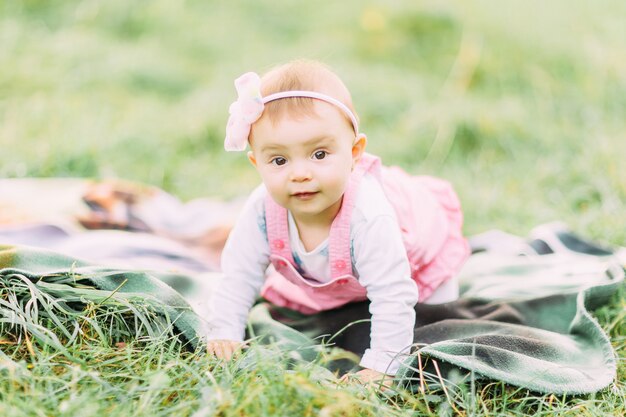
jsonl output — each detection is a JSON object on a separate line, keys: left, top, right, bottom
{"left": 265, "top": 153, "right": 381, "bottom": 278}
{"left": 265, "top": 195, "right": 295, "bottom": 263}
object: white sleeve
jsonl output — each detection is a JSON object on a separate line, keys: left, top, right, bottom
{"left": 353, "top": 215, "right": 419, "bottom": 375}
{"left": 206, "top": 187, "right": 270, "bottom": 341}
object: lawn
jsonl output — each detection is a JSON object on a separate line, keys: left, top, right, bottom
{"left": 1, "top": 0, "right": 625, "bottom": 415}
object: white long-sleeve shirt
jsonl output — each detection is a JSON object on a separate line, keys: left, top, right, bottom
{"left": 208, "top": 174, "right": 419, "bottom": 374}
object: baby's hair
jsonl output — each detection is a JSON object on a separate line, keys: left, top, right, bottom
{"left": 258, "top": 59, "right": 358, "bottom": 127}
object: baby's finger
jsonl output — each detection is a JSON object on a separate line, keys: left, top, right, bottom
{"left": 215, "top": 342, "right": 227, "bottom": 359}
{"left": 207, "top": 341, "right": 226, "bottom": 359}
{"left": 220, "top": 343, "right": 233, "bottom": 361}
{"left": 228, "top": 342, "right": 244, "bottom": 359}
{"left": 338, "top": 373, "right": 352, "bottom": 384}
{"left": 217, "top": 343, "right": 229, "bottom": 360}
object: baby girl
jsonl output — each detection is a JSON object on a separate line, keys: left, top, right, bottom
{"left": 207, "top": 60, "right": 469, "bottom": 385}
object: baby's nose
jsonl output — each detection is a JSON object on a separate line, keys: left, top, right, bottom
{"left": 289, "top": 162, "right": 312, "bottom": 182}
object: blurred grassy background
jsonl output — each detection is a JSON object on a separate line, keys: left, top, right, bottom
{"left": 1, "top": 0, "right": 624, "bottom": 243}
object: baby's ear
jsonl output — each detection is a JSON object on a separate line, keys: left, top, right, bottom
{"left": 247, "top": 151, "right": 258, "bottom": 167}
{"left": 352, "top": 134, "right": 367, "bottom": 162}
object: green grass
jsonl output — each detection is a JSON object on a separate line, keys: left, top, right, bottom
{"left": 1, "top": 271, "right": 624, "bottom": 416}
{"left": 1, "top": 0, "right": 625, "bottom": 415}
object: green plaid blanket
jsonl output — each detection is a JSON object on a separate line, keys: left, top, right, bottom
{"left": 1, "top": 244, "right": 622, "bottom": 394}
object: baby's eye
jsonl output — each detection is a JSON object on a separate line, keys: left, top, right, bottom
{"left": 313, "top": 150, "right": 327, "bottom": 160}
{"left": 271, "top": 157, "right": 287, "bottom": 166}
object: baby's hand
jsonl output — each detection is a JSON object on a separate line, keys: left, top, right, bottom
{"left": 340, "top": 368, "right": 394, "bottom": 390}
{"left": 206, "top": 339, "right": 244, "bottom": 360}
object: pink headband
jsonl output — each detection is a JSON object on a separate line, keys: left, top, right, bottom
{"left": 224, "top": 72, "right": 359, "bottom": 151}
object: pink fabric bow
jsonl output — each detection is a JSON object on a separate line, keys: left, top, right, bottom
{"left": 224, "top": 72, "right": 264, "bottom": 151}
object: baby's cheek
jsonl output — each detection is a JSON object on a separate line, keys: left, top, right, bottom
{"left": 263, "top": 176, "right": 287, "bottom": 202}
{"left": 328, "top": 174, "right": 350, "bottom": 196}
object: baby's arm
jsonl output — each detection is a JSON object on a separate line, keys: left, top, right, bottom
{"left": 207, "top": 187, "right": 270, "bottom": 349}
{"left": 353, "top": 215, "right": 419, "bottom": 375}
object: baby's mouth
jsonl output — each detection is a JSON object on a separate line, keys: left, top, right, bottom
{"left": 292, "top": 191, "right": 319, "bottom": 200}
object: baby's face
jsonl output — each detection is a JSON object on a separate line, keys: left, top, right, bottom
{"left": 248, "top": 101, "right": 364, "bottom": 224}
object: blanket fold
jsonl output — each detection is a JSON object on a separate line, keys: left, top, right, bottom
{"left": 0, "top": 245, "right": 204, "bottom": 347}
